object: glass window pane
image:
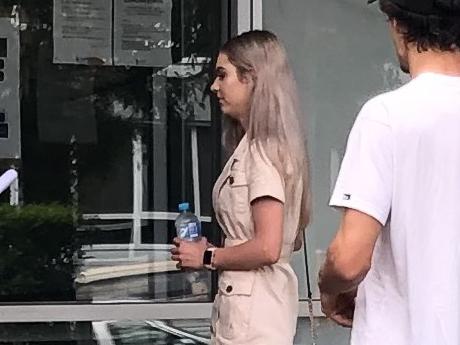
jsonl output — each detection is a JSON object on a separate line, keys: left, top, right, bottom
{"left": 0, "top": 0, "right": 223, "bottom": 303}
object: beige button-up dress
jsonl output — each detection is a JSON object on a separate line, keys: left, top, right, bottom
{"left": 211, "top": 135, "right": 303, "bottom": 345}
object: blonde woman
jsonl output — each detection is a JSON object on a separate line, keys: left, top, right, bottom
{"left": 171, "top": 30, "right": 311, "bottom": 345}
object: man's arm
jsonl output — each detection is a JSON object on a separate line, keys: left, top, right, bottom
{"left": 319, "top": 208, "right": 382, "bottom": 295}
{"left": 320, "top": 100, "right": 391, "bottom": 327}
{"left": 318, "top": 208, "right": 382, "bottom": 327}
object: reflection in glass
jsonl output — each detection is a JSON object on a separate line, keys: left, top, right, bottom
{"left": 0, "top": 0, "right": 222, "bottom": 303}
{"left": 0, "top": 320, "right": 211, "bottom": 345}
{"left": 75, "top": 219, "right": 211, "bottom": 302}
{"left": 0, "top": 319, "right": 351, "bottom": 344}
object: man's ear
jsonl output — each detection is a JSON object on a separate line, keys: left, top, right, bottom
{"left": 389, "top": 18, "right": 400, "bottom": 32}
{"left": 389, "top": 19, "right": 408, "bottom": 52}
{"left": 391, "top": 18, "right": 406, "bottom": 37}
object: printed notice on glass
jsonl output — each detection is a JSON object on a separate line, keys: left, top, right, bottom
{"left": 53, "top": 0, "right": 112, "bottom": 65}
{"left": 114, "top": 0, "right": 172, "bottom": 67}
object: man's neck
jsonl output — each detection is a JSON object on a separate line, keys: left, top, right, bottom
{"left": 408, "top": 48, "right": 460, "bottom": 78}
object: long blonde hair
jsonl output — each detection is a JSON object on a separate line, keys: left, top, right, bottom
{"left": 221, "top": 30, "right": 311, "bottom": 231}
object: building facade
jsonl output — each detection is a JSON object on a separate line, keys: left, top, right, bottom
{"left": 0, "top": 1, "right": 404, "bottom": 343}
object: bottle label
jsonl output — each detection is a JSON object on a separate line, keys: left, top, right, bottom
{"left": 188, "top": 222, "right": 199, "bottom": 238}
{"left": 179, "top": 225, "right": 189, "bottom": 239}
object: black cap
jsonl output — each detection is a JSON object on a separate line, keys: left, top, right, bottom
{"left": 368, "top": 0, "right": 460, "bottom": 15}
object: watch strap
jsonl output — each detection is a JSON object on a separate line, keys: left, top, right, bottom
{"left": 203, "top": 247, "right": 217, "bottom": 270}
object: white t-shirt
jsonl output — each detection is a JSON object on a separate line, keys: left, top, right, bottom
{"left": 330, "top": 72, "right": 460, "bottom": 345}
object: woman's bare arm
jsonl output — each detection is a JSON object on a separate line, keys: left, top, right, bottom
{"left": 212, "top": 197, "right": 284, "bottom": 270}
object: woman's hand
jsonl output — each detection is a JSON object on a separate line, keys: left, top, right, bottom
{"left": 170, "top": 237, "right": 210, "bottom": 270}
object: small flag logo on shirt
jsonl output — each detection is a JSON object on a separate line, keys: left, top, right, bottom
{"left": 343, "top": 194, "right": 351, "bottom": 200}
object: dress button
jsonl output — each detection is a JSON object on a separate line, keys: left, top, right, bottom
{"left": 226, "top": 285, "right": 233, "bottom": 293}
{"left": 228, "top": 176, "right": 234, "bottom": 185}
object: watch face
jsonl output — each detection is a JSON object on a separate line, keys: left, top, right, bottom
{"left": 203, "top": 249, "right": 212, "bottom": 265}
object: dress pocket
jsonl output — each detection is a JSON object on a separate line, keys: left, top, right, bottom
{"left": 228, "top": 170, "right": 249, "bottom": 214}
{"left": 216, "top": 271, "right": 256, "bottom": 340}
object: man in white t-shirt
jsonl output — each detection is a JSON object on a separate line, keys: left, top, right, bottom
{"left": 318, "top": 1, "right": 460, "bottom": 344}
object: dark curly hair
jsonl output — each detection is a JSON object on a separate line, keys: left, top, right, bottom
{"left": 379, "top": 0, "right": 460, "bottom": 52}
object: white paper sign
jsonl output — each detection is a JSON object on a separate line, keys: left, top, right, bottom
{"left": 114, "top": 0, "right": 172, "bottom": 67}
{"left": 53, "top": 0, "right": 112, "bottom": 65}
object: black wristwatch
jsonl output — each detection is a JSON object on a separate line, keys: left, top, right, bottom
{"left": 203, "top": 248, "right": 217, "bottom": 270}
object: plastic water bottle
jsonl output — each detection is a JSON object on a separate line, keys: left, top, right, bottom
{"left": 175, "top": 202, "right": 202, "bottom": 241}
{"left": 174, "top": 203, "right": 207, "bottom": 298}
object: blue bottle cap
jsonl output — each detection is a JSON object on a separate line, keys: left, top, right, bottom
{"left": 178, "top": 202, "right": 190, "bottom": 211}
